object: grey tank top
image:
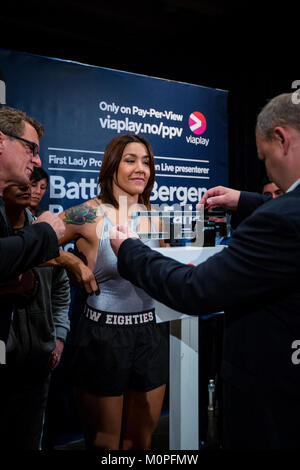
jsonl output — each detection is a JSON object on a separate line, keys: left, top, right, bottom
{"left": 86, "top": 200, "right": 160, "bottom": 314}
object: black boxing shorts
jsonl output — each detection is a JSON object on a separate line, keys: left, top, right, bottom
{"left": 68, "top": 305, "right": 169, "bottom": 396}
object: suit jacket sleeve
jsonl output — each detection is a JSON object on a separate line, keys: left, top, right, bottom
{"left": 0, "top": 222, "right": 59, "bottom": 281}
{"left": 117, "top": 203, "right": 299, "bottom": 315}
{"left": 231, "top": 191, "right": 270, "bottom": 228}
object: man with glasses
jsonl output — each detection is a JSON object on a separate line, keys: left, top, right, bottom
{"left": 0, "top": 106, "right": 98, "bottom": 349}
{"left": 0, "top": 106, "right": 66, "bottom": 347}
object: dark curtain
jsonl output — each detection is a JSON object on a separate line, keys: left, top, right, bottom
{"left": 227, "top": 76, "right": 295, "bottom": 193}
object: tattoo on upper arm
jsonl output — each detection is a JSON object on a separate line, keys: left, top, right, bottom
{"left": 64, "top": 205, "right": 98, "bottom": 225}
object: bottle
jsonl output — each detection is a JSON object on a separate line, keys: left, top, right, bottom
{"left": 215, "top": 231, "right": 223, "bottom": 246}
{"left": 208, "top": 379, "right": 215, "bottom": 411}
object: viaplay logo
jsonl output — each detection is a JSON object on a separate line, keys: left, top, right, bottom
{"left": 186, "top": 111, "right": 209, "bottom": 146}
{"left": 189, "top": 111, "right": 206, "bottom": 134}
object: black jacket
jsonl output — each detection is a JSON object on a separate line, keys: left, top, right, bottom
{"left": 0, "top": 197, "right": 60, "bottom": 344}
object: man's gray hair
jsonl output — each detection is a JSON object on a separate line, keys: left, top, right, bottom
{"left": 0, "top": 105, "right": 44, "bottom": 139}
{"left": 256, "top": 92, "right": 300, "bottom": 140}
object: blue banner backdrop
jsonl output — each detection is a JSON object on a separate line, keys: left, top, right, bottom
{"left": 0, "top": 48, "right": 228, "bottom": 213}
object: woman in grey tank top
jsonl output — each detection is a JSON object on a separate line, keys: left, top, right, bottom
{"left": 59, "top": 134, "right": 169, "bottom": 450}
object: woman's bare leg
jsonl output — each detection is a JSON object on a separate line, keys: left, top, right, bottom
{"left": 121, "top": 384, "right": 166, "bottom": 450}
{"left": 73, "top": 387, "right": 124, "bottom": 450}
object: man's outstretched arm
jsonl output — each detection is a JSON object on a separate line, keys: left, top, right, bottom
{"left": 110, "top": 205, "right": 296, "bottom": 317}
{"left": 197, "top": 186, "right": 270, "bottom": 228}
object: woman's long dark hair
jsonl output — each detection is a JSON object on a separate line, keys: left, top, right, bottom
{"left": 98, "top": 134, "right": 155, "bottom": 209}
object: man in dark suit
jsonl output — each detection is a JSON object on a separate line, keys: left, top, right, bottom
{"left": 0, "top": 106, "right": 98, "bottom": 351}
{"left": 0, "top": 106, "right": 66, "bottom": 276}
{"left": 110, "top": 92, "right": 300, "bottom": 449}
{"left": 0, "top": 106, "right": 67, "bottom": 349}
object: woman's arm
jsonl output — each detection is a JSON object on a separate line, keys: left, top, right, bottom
{"left": 44, "top": 250, "right": 99, "bottom": 294}
{"left": 43, "top": 201, "right": 102, "bottom": 293}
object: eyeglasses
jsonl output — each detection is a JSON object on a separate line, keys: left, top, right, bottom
{"left": 2, "top": 131, "right": 39, "bottom": 156}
